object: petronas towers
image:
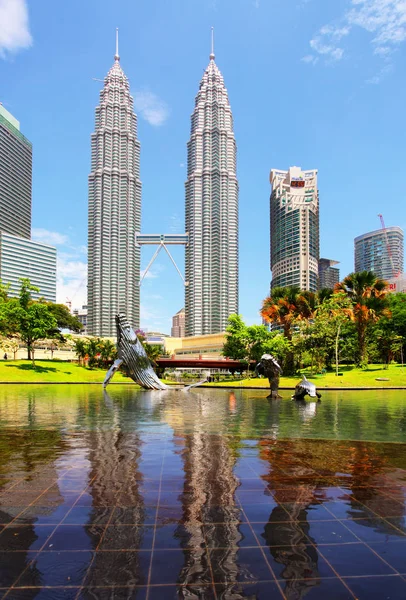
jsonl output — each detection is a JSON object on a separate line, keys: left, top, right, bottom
{"left": 88, "top": 33, "right": 238, "bottom": 337}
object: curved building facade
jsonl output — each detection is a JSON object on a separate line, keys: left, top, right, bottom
{"left": 88, "top": 37, "right": 142, "bottom": 337}
{"left": 185, "top": 44, "right": 239, "bottom": 336}
{"left": 354, "top": 227, "right": 404, "bottom": 281}
{"left": 270, "top": 167, "right": 319, "bottom": 292}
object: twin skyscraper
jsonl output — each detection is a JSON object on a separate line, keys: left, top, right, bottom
{"left": 87, "top": 32, "right": 239, "bottom": 338}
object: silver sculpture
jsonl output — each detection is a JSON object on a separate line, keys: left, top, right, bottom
{"left": 255, "top": 353, "right": 282, "bottom": 399}
{"left": 292, "top": 376, "right": 321, "bottom": 401}
{"left": 103, "top": 314, "right": 168, "bottom": 390}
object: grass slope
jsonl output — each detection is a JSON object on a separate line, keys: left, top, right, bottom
{"left": 205, "top": 364, "right": 406, "bottom": 389}
{"left": 0, "top": 360, "right": 132, "bottom": 383}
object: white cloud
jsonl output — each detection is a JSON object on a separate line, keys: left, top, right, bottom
{"left": 301, "top": 54, "right": 319, "bottom": 65}
{"left": 0, "top": 0, "right": 32, "bottom": 57}
{"left": 366, "top": 62, "right": 393, "bottom": 83}
{"left": 56, "top": 254, "right": 87, "bottom": 308}
{"left": 32, "top": 228, "right": 69, "bottom": 246}
{"left": 304, "top": 0, "right": 406, "bottom": 71}
{"left": 134, "top": 90, "right": 169, "bottom": 126}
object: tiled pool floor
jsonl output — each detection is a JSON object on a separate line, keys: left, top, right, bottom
{"left": 1, "top": 432, "right": 406, "bottom": 599}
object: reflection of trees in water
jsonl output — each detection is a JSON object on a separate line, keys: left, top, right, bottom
{"left": 259, "top": 439, "right": 322, "bottom": 599}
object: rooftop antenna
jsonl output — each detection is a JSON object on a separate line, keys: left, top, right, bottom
{"left": 210, "top": 26, "right": 215, "bottom": 60}
{"left": 114, "top": 27, "right": 120, "bottom": 62}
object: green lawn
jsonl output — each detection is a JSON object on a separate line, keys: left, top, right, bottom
{"left": 204, "top": 364, "right": 406, "bottom": 389}
{"left": 0, "top": 360, "right": 132, "bottom": 383}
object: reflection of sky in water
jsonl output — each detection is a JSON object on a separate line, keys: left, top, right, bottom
{"left": 0, "top": 386, "right": 405, "bottom": 597}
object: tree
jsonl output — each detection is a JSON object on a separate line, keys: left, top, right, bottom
{"left": 2, "top": 279, "right": 58, "bottom": 364}
{"left": 99, "top": 339, "right": 117, "bottom": 367}
{"left": 46, "top": 303, "right": 83, "bottom": 332}
{"left": 87, "top": 338, "right": 102, "bottom": 369}
{"left": 222, "top": 314, "right": 248, "bottom": 361}
{"left": 73, "top": 338, "right": 88, "bottom": 366}
{"left": 261, "top": 287, "right": 316, "bottom": 374}
{"left": 335, "top": 271, "right": 389, "bottom": 365}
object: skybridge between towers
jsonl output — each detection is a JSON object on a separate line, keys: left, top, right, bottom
{"left": 136, "top": 233, "right": 189, "bottom": 286}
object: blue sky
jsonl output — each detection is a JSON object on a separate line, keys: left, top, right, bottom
{"left": 1, "top": 0, "right": 405, "bottom": 333}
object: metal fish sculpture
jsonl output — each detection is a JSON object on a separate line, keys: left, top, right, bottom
{"left": 103, "top": 314, "right": 168, "bottom": 390}
{"left": 292, "top": 375, "right": 321, "bottom": 401}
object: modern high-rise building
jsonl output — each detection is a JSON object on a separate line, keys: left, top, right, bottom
{"left": 171, "top": 308, "right": 185, "bottom": 338}
{"left": 270, "top": 167, "right": 319, "bottom": 292}
{"left": 87, "top": 33, "right": 142, "bottom": 337}
{"left": 0, "top": 104, "right": 32, "bottom": 239}
{"left": 319, "top": 258, "right": 340, "bottom": 290}
{"left": 354, "top": 227, "right": 404, "bottom": 280}
{"left": 185, "top": 36, "right": 239, "bottom": 336}
{"left": 0, "top": 232, "right": 57, "bottom": 302}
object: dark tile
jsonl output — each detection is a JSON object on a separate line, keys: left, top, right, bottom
{"left": 369, "top": 541, "right": 406, "bottom": 572}
{"left": 99, "top": 525, "right": 155, "bottom": 550}
{"left": 304, "top": 520, "right": 359, "bottom": 544}
{"left": 387, "top": 517, "right": 406, "bottom": 534}
{"left": 110, "top": 506, "right": 156, "bottom": 525}
{"left": 7, "top": 589, "right": 79, "bottom": 599}
{"left": 79, "top": 588, "right": 147, "bottom": 600}
{"left": 215, "top": 581, "right": 283, "bottom": 599}
{"left": 154, "top": 523, "right": 205, "bottom": 549}
{"left": 0, "top": 507, "right": 27, "bottom": 524}
{"left": 17, "top": 550, "right": 93, "bottom": 586}
{"left": 156, "top": 505, "right": 185, "bottom": 524}
{"left": 281, "top": 578, "right": 354, "bottom": 600}
{"left": 0, "top": 525, "right": 54, "bottom": 551}
{"left": 15, "top": 505, "right": 71, "bottom": 525}
{"left": 204, "top": 523, "right": 258, "bottom": 548}
{"left": 148, "top": 585, "right": 216, "bottom": 599}
{"left": 63, "top": 506, "right": 113, "bottom": 526}
{"left": 242, "top": 504, "right": 289, "bottom": 523}
{"left": 265, "top": 544, "right": 334, "bottom": 580}
{"left": 344, "top": 575, "right": 406, "bottom": 599}
{"left": 237, "top": 490, "right": 279, "bottom": 507}
{"left": 342, "top": 518, "right": 406, "bottom": 543}
{"left": 83, "top": 551, "right": 151, "bottom": 586}
{"left": 45, "top": 525, "right": 105, "bottom": 551}
{"left": 210, "top": 547, "right": 272, "bottom": 584}
{"left": 321, "top": 543, "right": 397, "bottom": 576}
{"left": 0, "top": 551, "right": 36, "bottom": 587}
{"left": 323, "top": 500, "right": 376, "bottom": 520}
{"left": 79, "top": 589, "right": 147, "bottom": 600}
{"left": 150, "top": 548, "right": 211, "bottom": 585}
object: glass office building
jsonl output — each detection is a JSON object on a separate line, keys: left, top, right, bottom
{"left": 354, "top": 227, "right": 404, "bottom": 280}
{"left": 0, "top": 232, "right": 56, "bottom": 302}
{"left": 0, "top": 104, "right": 32, "bottom": 239}
{"left": 270, "top": 167, "right": 319, "bottom": 292}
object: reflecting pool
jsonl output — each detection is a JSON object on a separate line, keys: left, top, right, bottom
{"left": 0, "top": 385, "right": 406, "bottom": 599}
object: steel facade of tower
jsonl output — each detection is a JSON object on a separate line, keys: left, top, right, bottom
{"left": 354, "top": 227, "right": 404, "bottom": 280}
{"left": 88, "top": 37, "right": 142, "bottom": 337}
{"left": 185, "top": 44, "right": 239, "bottom": 336}
{"left": 270, "top": 167, "right": 319, "bottom": 292}
{"left": 0, "top": 105, "right": 32, "bottom": 239}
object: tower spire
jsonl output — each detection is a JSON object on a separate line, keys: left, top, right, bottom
{"left": 210, "top": 26, "right": 215, "bottom": 61}
{"left": 114, "top": 27, "right": 120, "bottom": 62}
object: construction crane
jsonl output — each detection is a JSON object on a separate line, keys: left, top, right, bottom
{"left": 378, "top": 214, "right": 399, "bottom": 278}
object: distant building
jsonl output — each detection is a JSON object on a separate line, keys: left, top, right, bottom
{"left": 354, "top": 227, "right": 404, "bottom": 280}
{"left": 0, "top": 104, "right": 32, "bottom": 239}
{"left": 88, "top": 33, "right": 142, "bottom": 337}
{"left": 0, "top": 232, "right": 56, "bottom": 302}
{"left": 270, "top": 167, "right": 319, "bottom": 292}
{"left": 319, "top": 258, "right": 340, "bottom": 290}
{"left": 73, "top": 305, "right": 88, "bottom": 333}
{"left": 165, "top": 331, "right": 226, "bottom": 359}
{"left": 387, "top": 275, "right": 406, "bottom": 294}
{"left": 171, "top": 308, "right": 185, "bottom": 338}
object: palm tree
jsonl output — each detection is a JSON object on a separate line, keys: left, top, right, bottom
{"left": 99, "top": 340, "right": 117, "bottom": 367}
{"left": 86, "top": 338, "right": 102, "bottom": 369}
{"left": 73, "top": 338, "right": 88, "bottom": 366}
{"left": 335, "top": 271, "right": 389, "bottom": 365}
{"left": 261, "top": 286, "right": 316, "bottom": 373}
